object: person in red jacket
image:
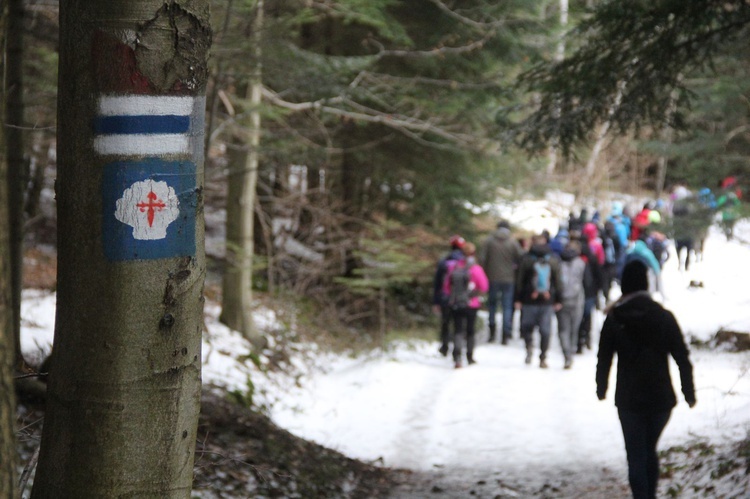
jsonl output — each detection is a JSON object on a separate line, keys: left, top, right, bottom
{"left": 630, "top": 204, "right": 652, "bottom": 241}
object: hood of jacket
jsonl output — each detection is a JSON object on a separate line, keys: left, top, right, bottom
{"left": 582, "top": 222, "right": 599, "bottom": 241}
{"left": 560, "top": 246, "right": 580, "bottom": 262}
{"left": 492, "top": 227, "right": 511, "bottom": 241}
{"left": 529, "top": 243, "right": 551, "bottom": 259}
{"left": 609, "top": 291, "right": 660, "bottom": 326}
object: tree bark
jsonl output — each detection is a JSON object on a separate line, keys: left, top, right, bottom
{"left": 0, "top": 2, "right": 19, "bottom": 489}
{"left": 32, "top": 1, "right": 211, "bottom": 497}
{"left": 220, "top": 0, "right": 263, "bottom": 344}
{"left": 545, "top": 0, "right": 568, "bottom": 176}
{"left": 7, "top": 0, "right": 25, "bottom": 367}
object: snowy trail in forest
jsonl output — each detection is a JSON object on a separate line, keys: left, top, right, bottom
{"left": 272, "top": 325, "right": 748, "bottom": 497}
{"left": 270, "top": 227, "right": 750, "bottom": 496}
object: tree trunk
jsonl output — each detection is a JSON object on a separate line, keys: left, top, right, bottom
{"left": 0, "top": 3, "right": 19, "bottom": 488}
{"left": 220, "top": 0, "right": 262, "bottom": 344}
{"left": 0, "top": 157, "right": 17, "bottom": 499}
{"left": 545, "top": 0, "right": 568, "bottom": 176}
{"left": 7, "top": 0, "right": 25, "bottom": 367}
{"left": 32, "top": 2, "right": 211, "bottom": 497}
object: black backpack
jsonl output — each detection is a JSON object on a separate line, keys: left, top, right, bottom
{"left": 448, "top": 263, "right": 472, "bottom": 310}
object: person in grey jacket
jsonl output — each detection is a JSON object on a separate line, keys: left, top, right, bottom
{"left": 556, "top": 241, "right": 586, "bottom": 369}
{"left": 478, "top": 220, "right": 524, "bottom": 344}
{"left": 596, "top": 260, "right": 696, "bottom": 499}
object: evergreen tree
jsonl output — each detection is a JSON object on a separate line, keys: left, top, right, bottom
{"left": 512, "top": 0, "right": 750, "bottom": 158}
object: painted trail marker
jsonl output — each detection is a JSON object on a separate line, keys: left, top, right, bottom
{"left": 115, "top": 179, "right": 179, "bottom": 240}
{"left": 94, "top": 92, "right": 204, "bottom": 261}
{"left": 102, "top": 159, "right": 196, "bottom": 261}
{"left": 92, "top": 31, "right": 205, "bottom": 262}
{"left": 94, "top": 95, "right": 195, "bottom": 156}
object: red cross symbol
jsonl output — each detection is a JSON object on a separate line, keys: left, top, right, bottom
{"left": 136, "top": 191, "right": 166, "bottom": 227}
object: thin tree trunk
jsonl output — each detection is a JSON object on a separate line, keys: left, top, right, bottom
{"left": 204, "top": 0, "right": 234, "bottom": 157}
{"left": 7, "top": 0, "right": 25, "bottom": 367}
{"left": 546, "top": 0, "right": 568, "bottom": 176}
{"left": 0, "top": 2, "right": 19, "bottom": 488}
{"left": 0, "top": 155, "right": 17, "bottom": 499}
{"left": 579, "top": 80, "right": 625, "bottom": 199}
{"left": 220, "top": 0, "right": 263, "bottom": 344}
{"left": 32, "top": 2, "right": 211, "bottom": 496}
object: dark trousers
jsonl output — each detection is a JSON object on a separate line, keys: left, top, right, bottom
{"left": 601, "top": 263, "right": 617, "bottom": 302}
{"left": 578, "top": 296, "right": 596, "bottom": 349}
{"left": 675, "top": 238, "right": 694, "bottom": 271}
{"left": 520, "top": 304, "right": 553, "bottom": 359}
{"left": 439, "top": 304, "right": 454, "bottom": 351}
{"left": 618, "top": 408, "right": 671, "bottom": 499}
{"left": 487, "top": 281, "right": 515, "bottom": 340}
{"left": 452, "top": 307, "right": 477, "bottom": 363}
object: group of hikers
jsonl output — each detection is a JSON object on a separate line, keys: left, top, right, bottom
{"left": 432, "top": 177, "right": 743, "bottom": 371}
{"left": 430, "top": 182, "right": 737, "bottom": 498}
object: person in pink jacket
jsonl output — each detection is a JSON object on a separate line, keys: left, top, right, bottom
{"left": 582, "top": 222, "right": 606, "bottom": 266}
{"left": 443, "top": 242, "right": 489, "bottom": 368}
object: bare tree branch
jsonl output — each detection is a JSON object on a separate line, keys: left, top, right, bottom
{"left": 261, "top": 86, "right": 479, "bottom": 148}
{"left": 426, "top": 0, "right": 505, "bottom": 30}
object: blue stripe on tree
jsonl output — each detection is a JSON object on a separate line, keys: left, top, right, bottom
{"left": 94, "top": 115, "right": 190, "bottom": 135}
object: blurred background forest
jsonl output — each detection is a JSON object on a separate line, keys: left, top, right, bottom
{"left": 6, "top": 0, "right": 750, "bottom": 338}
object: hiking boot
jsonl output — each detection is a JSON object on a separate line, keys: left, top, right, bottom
{"left": 539, "top": 359, "right": 548, "bottom": 369}
{"left": 439, "top": 344, "right": 449, "bottom": 357}
{"left": 525, "top": 350, "right": 533, "bottom": 365}
{"left": 576, "top": 345, "right": 583, "bottom": 355}
{"left": 454, "top": 361, "right": 462, "bottom": 369}
{"left": 468, "top": 358, "right": 477, "bottom": 365}
{"left": 564, "top": 358, "right": 573, "bottom": 370}
{"left": 501, "top": 336, "right": 509, "bottom": 346}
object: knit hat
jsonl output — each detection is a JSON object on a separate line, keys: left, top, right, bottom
{"left": 621, "top": 261, "right": 648, "bottom": 295}
{"left": 449, "top": 235, "right": 465, "bottom": 249}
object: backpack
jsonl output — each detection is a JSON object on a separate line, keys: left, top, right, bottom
{"left": 603, "top": 236, "right": 617, "bottom": 265}
{"left": 532, "top": 256, "right": 552, "bottom": 297}
{"left": 560, "top": 258, "right": 584, "bottom": 302}
{"left": 672, "top": 197, "right": 692, "bottom": 217}
{"left": 447, "top": 263, "right": 472, "bottom": 309}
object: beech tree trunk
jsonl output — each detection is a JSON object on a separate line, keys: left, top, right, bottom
{"left": 32, "top": 1, "right": 211, "bottom": 497}
{"left": 220, "top": 0, "right": 263, "bottom": 343}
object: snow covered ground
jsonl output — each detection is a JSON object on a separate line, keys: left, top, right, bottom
{"left": 20, "top": 213, "right": 750, "bottom": 497}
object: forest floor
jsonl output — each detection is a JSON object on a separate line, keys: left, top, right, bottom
{"left": 16, "top": 389, "right": 634, "bottom": 498}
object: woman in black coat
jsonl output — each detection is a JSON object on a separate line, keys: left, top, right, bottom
{"left": 596, "top": 260, "right": 696, "bottom": 499}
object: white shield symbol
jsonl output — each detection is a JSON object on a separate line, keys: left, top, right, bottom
{"left": 115, "top": 179, "right": 180, "bottom": 240}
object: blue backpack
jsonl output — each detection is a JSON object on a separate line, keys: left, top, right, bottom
{"left": 603, "top": 236, "right": 617, "bottom": 265}
{"left": 533, "top": 256, "right": 552, "bottom": 295}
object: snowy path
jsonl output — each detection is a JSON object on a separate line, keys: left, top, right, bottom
{"left": 270, "top": 329, "right": 748, "bottom": 496}
{"left": 270, "top": 226, "right": 750, "bottom": 496}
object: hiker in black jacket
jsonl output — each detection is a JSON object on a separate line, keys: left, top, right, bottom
{"left": 596, "top": 260, "right": 696, "bottom": 499}
{"left": 514, "top": 234, "right": 563, "bottom": 368}
{"left": 433, "top": 235, "right": 466, "bottom": 357}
